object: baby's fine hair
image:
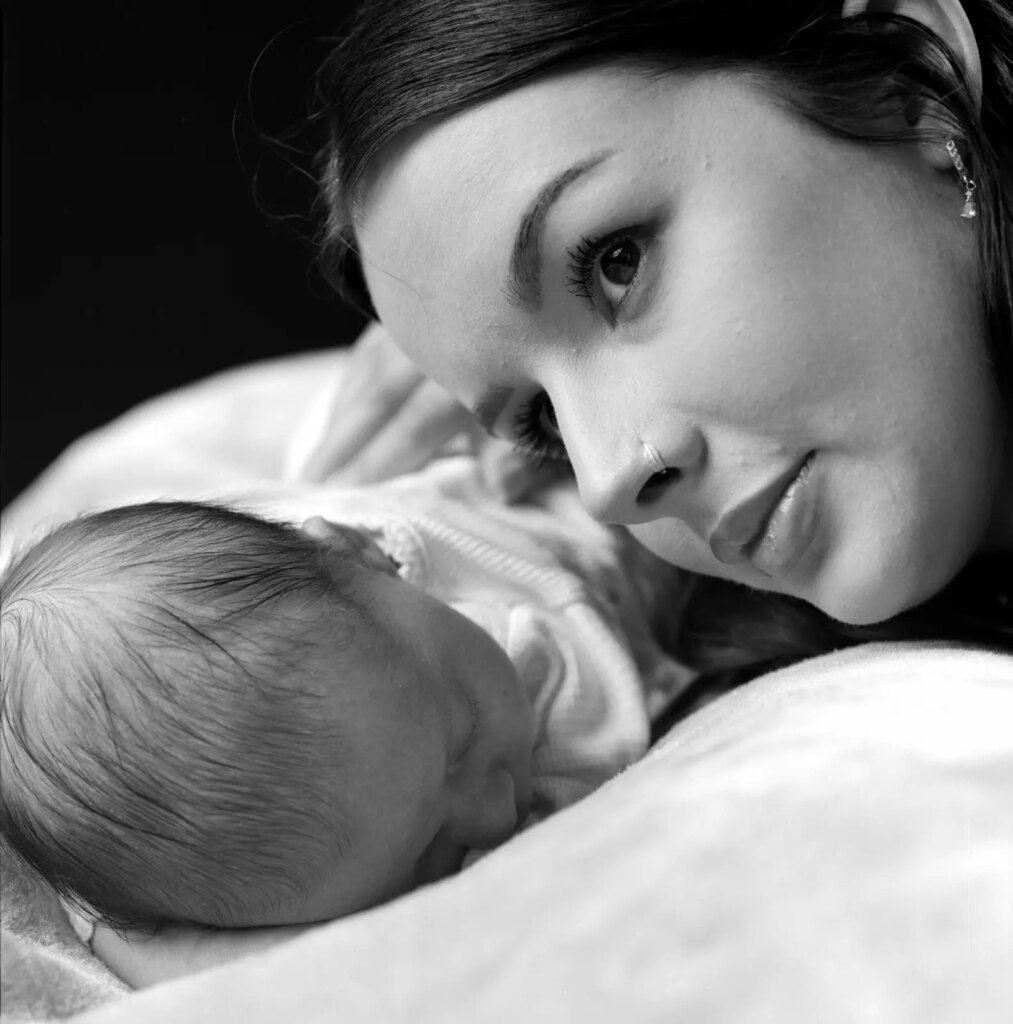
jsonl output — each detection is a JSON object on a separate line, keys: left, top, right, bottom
{"left": 0, "top": 501, "right": 367, "bottom": 931}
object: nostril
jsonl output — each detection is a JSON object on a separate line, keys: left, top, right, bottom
{"left": 637, "top": 467, "right": 680, "bottom": 505}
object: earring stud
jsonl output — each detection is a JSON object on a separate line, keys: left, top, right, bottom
{"left": 945, "top": 139, "right": 977, "bottom": 219}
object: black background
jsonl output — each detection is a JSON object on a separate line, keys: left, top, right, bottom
{"left": 2, "top": 3, "right": 368, "bottom": 508}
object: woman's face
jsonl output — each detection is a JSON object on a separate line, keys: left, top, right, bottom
{"left": 357, "top": 67, "right": 1010, "bottom": 624}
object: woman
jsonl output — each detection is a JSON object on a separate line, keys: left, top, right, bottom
{"left": 303, "top": 0, "right": 1012, "bottom": 677}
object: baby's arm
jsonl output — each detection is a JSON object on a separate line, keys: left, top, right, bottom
{"left": 87, "top": 916, "right": 317, "bottom": 988}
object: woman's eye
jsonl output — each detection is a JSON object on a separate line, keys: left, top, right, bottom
{"left": 600, "top": 240, "right": 641, "bottom": 292}
{"left": 567, "top": 230, "right": 647, "bottom": 323}
{"left": 539, "top": 396, "right": 560, "bottom": 439}
{"left": 512, "top": 391, "right": 568, "bottom": 465}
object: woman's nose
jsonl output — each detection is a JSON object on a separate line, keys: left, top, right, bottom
{"left": 569, "top": 422, "right": 705, "bottom": 526}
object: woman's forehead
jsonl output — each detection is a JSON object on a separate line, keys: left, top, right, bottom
{"left": 355, "top": 63, "right": 750, "bottom": 212}
{"left": 359, "top": 67, "right": 648, "bottom": 209}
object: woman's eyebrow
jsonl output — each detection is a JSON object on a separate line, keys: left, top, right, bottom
{"left": 506, "top": 149, "right": 616, "bottom": 309}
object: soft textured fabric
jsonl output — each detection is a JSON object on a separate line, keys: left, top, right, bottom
{"left": 3, "top": 351, "right": 1011, "bottom": 1023}
{"left": 0, "top": 856, "right": 127, "bottom": 1023}
{"left": 1, "top": 350, "right": 351, "bottom": 573}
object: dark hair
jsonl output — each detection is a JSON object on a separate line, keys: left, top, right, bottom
{"left": 309, "top": 0, "right": 1012, "bottom": 674}
{"left": 0, "top": 502, "right": 365, "bottom": 931}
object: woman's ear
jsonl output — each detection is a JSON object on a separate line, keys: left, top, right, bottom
{"left": 842, "top": 0, "right": 982, "bottom": 107}
{"left": 843, "top": 0, "right": 979, "bottom": 171}
{"left": 842, "top": 0, "right": 983, "bottom": 167}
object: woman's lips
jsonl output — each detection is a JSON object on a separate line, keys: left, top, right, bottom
{"left": 747, "top": 452, "right": 818, "bottom": 578}
{"left": 709, "top": 451, "right": 818, "bottom": 578}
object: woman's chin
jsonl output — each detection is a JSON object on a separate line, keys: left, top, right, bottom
{"left": 807, "top": 557, "right": 951, "bottom": 628}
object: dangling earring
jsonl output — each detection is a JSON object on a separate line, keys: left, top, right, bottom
{"left": 944, "top": 139, "right": 977, "bottom": 219}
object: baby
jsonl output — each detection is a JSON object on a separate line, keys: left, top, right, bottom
{"left": 0, "top": 458, "right": 692, "bottom": 933}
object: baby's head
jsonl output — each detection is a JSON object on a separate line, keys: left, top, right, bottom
{"left": 0, "top": 501, "right": 533, "bottom": 931}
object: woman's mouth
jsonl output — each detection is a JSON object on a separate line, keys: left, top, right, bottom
{"left": 745, "top": 451, "right": 819, "bottom": 578}
{"left": 710, "top": 451, "right": 819, "bottom": 579}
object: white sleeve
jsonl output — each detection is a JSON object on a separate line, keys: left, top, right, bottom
{"left": 503, "top": 602, "right": 654, "bottom": 817}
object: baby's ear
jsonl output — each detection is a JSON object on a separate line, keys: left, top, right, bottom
{"left": 300, "top": 517, "right": 398, "bottom": 576}
{"left": 301, "top": 516, "right": 341, "bottom": 542}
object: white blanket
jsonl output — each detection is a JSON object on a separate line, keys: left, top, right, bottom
{"left": 2, "top": 351, "right": 1011, "bottom": 1023}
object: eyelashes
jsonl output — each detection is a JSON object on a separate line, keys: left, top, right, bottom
{"left": 566, "top": 227, "right": 647, "bottom": 324}
{"left": 567, "top": 233, "right": 605, "bottom": 304}
{"left": 511, "top": 392, "right": 568, "bottom": 466}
